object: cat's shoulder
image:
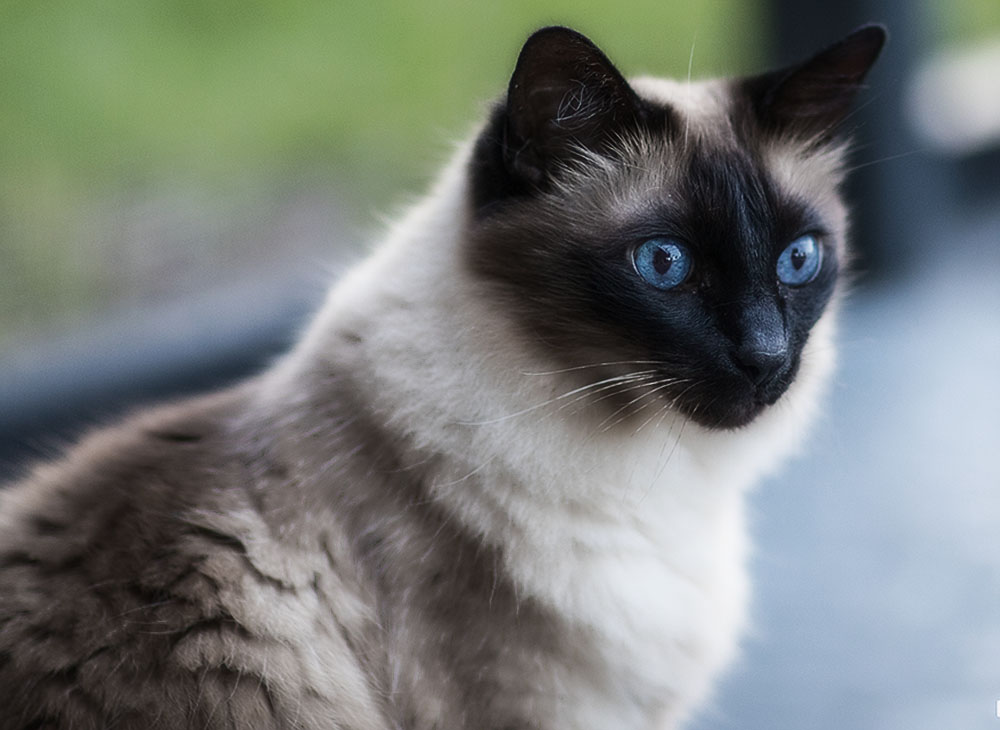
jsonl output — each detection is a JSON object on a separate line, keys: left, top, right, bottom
{"left": 0, "top": 391, "right": 245, "bottom": 725}
{"left": 1, "top": 387, "right": 247, "bottom": 543}
{"left": 0, "top": 386, "right": 385, "bottom": 729}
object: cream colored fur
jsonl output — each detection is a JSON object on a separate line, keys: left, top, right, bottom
{"left": 258, "top": 79, "right": 842, "bottom": 729}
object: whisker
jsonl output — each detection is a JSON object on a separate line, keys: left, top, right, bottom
{"left": 519, "top": 360, "right": 666, "bottom": 376}
{"left": 684, "top": 34, "right": 697, "bottom": 148}
{"left": 555, "top": 373, "right": 661, "bottom": 414}
{"left": 640, "top": 417, "right": 689, "bottom": 503}
{"left": 633, "top": 392, "right": 681, "bottom": 435}
{"left": 456, "top": 370, "right": 661, "bottom": 426}
{"left": 598, "top": 377, "right": 690, "bottom": 433}
{"left": 843, "top": 148, "right": 923, "bottom": 174}
{"left": 687, "top": 36, "right": 696, "bottom": 86}
{"left": 435, "top": 453, "right": 500, "bottom": 488}
{"left": 667, "top": 381, "right": 701, "bottom": 412}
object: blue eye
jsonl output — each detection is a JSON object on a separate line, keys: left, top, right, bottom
{"left": 777, "top": 235, "right": 822, "bottom": 286}
{"left": 633, "top": 238, "right": 693, "bottom": 290}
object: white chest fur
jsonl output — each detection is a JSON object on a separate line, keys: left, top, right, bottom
{"left": 434, "top": 411, "right": 756, "bottom": 729}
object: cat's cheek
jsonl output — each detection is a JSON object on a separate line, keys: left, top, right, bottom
{"left": 758, "top": 307, "right": 838, "bottom": 461}
{"left": 793, "top": 308, "right": 838, "bottom": 407}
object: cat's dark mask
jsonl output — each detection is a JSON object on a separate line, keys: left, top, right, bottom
{"left": 466, "top": 26, "right": 885, "bottom": 430}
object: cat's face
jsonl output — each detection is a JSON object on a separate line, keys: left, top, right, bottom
{"left": 466, "top": 26, "right": 884, "bottom": 429}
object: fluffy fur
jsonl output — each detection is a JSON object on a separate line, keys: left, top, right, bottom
{"left": 0, "top": 25, "right": 883, "bottom": 730}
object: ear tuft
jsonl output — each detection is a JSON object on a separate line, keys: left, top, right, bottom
{"left": 745, "top": 24, "right": 887, "bottom": 141}
{"left": 505, "top": 27, "right": 642, "bottom": 187}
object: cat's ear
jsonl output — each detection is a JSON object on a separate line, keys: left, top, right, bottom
{"left": 504, "top": 26, "right": 642, "bottom": 187}
{"left": 744, "top": 24, "right": 887, "bottom": 141}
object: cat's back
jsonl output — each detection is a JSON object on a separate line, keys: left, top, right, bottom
{"left": 0, "top": 388, "right": 385, "bottom": 730}
{"left": 0, "top": 390, "right": 247, "bottom": 727}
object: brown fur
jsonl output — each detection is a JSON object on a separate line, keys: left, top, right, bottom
{"left": 0, "top": 379, "right": 586, "bottom": 729}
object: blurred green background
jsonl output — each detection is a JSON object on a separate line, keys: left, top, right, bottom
{"left": 1, "top": 0, "right": 769, "bottom": 349}
{"left": 0, "top": 0, "right": 998, "bottom": 350}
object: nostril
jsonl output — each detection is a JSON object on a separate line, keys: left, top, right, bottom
{"left": 733, "top": 347, "right": 787, "bottom": 387}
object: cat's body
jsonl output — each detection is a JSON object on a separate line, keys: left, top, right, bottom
{"left": 0, "top": 26, "right": 884, "bottom": 729}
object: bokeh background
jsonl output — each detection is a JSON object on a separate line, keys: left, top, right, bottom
{"left": 1, "top": 1, "right": 998, "bottom": 728}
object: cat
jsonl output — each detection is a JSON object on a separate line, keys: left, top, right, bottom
{"left": 0, "top": 24, "right": 884, "bottom": 730}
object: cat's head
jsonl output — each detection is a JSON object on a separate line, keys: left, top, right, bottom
{"left": 466, "top": 25, "right": 885, "bottom": 430}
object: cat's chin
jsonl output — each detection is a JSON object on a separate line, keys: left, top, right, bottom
{"left": 683, "top": 398, "right": 768, "bottom": 430}
{"left": 674, "top": 378, "right": 792, "bottom": 431}
{"left": 672, "top": 355, "right": 803, "bottom": 430}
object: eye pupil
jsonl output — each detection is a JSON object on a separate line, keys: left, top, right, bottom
{"left": 776, "top": 235, "right": 821, "bottom": 286}
{"left": 653, "top": 248, "right": 674, "bottom": 275}
{"left": 633, "top": 238, "right": 692, "bottom": 290}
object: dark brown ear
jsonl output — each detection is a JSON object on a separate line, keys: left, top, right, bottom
{"left": 744, "top": 24, "right": 887, "bottom": 141}
{"left": 505, "top": 26, "right": 643, "bottom": 187}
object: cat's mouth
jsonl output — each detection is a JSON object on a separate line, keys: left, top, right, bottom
{"left": 667, "top": 360, "right": 798, "bottom": 430}
{"left": 574, "top": 356, "right": 798, "bottom": 431}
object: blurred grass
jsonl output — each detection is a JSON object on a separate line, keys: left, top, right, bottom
{"left": 3, "top": 1, "right": 1000, "bottom": 350}
{"left": 1, "top": 1, "right": 769, "bottom": 348}
{"left": 931, "top": 0, "right": 1000, "bottom": 44}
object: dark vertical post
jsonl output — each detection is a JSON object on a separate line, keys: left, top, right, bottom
{"left": 770, "top": 0, "right": 951, "bottom": 281}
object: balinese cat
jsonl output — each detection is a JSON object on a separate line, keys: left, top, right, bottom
{"left": 0, "top": 24, "right": 884, "bottom": 730}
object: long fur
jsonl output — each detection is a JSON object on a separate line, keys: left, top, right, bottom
{"left": 0, "top": 26, "right": 882, "bottom": 730}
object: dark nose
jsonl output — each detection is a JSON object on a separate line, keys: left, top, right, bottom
{"left": 733, "top": 298, "right": 788, "bottom": 387}
{"left": 733, "top": 344, "right": 787, "bottom": 387}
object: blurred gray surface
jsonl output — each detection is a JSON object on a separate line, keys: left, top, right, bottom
{"left": 693, "top": 250, "right": 1000, "bottom": 729}
{"left": 0, "top": 273, "right": 325, "bottom": 483}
